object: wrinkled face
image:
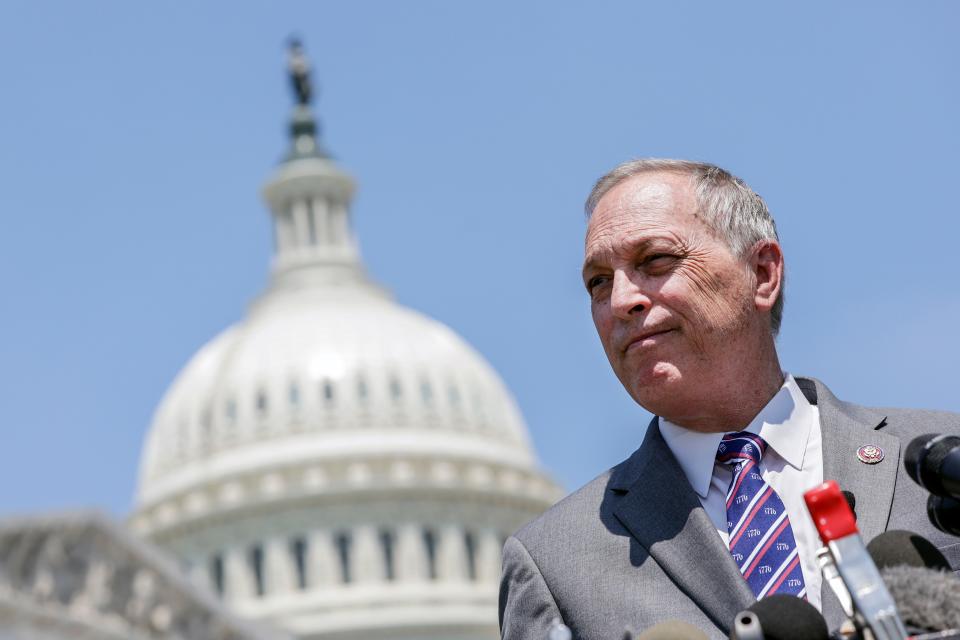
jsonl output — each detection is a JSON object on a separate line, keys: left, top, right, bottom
{"left": 582, "top": 171, "right": 758, "bottom": 415}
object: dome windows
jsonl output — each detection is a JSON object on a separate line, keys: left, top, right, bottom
{"left": 355, "top": 375, "right": 372, "bottom": 426}
{"left": 255, "top": 389, "right": 269, "bottom": 419}
{"left": 321, "top": 379, "right": 335, "bottom": 405}
{"left": 162, "top": 369, "right": 525, "bottom": 447}
{"left": 224, "top": 398, "right": 237, "bottom": 427}
{"left": 289, "top": 382, "right": 301, "bottom": 410}
{"left": 146, "top": 345, "right": 536, "bottom": 485}
{"left": 388, "top": 374, "right": 407, "bottom": 425}
{"left": 288, "top": 381, "right": 303, "bottom": 431}
{"left": 447, "top": 382, "right": 461, "bottom": 409}
{"left": 152, "top": 370, "right": 520, "bottom": 475}
{"left": 199, "top": 408, "right": 213, "bottom": 451}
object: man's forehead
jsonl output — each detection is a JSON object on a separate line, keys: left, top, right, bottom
{"left": 591, "top": 172, "right": 696, "bottom": 224}
{"left": 603, "top": 176, "right": 677, "bottom": 213}
{"left": 585, "top": 173, "right": 697, "bottom": 254}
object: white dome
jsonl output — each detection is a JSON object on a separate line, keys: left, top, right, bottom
{"left": 130, "top": 101, "right": 559, "bottom": 640}
{"left": 136, "top": 282, "right": 542, "bottom": 512}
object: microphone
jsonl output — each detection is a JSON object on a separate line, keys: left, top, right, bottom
{"left": 880, "top": 564, "right": 960, "bottom": 633}
{"left": 635, "top": 620, "right": 709, "bottom": 639}
{"left": 928, "top": 494, "right": 960, "bottom": 537}
{"left": 729, "top": 594, "right": 829, "bottom": 640}
{"left": 866, "top": 530, "right": 960, "bottom": 633}
{"left": 866, "top": 529, "right": 951, "bottom": 572}
{"left": 905, "top": 434, "right": 960, "bottom": 499}
{"left": 813, "top": 490, "right": 858, "bottom": 618}
{"left": 804, "top": 480, "right": 908, "bottom": 640}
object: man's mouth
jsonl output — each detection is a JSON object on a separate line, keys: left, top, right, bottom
{"left": 623, "top": 328, "right": 675, "bottom": 353}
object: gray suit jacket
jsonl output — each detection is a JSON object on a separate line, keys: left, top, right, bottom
{"left": 499, "top": 377, "right": 960, "bottom": 639}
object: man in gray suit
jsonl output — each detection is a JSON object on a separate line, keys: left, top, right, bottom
{"left": 499, "top": 159, "right": 960, "bottom": 639}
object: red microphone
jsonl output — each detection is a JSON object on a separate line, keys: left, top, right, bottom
{"left": 804, "top": 481, "right": 907, "bottom": 640}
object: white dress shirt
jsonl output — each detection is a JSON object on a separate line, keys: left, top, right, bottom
{"left": 658, "top": 374, "right": 825, "bottom": 610}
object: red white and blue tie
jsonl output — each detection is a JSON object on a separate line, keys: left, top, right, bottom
{"left": 716, "top": 432, "right": 806, "bottom": 599}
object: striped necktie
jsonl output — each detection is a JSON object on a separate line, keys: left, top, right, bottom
{"left": 716, "top": 432, "right": 806, "bottom": 599}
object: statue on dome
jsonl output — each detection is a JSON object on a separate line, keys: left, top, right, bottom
{"left": 287, "top": 37, "right": 313, "bottom": 106}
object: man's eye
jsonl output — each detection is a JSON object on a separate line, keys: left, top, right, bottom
{"left": 587, "top": 275, "right": 610, "bottom": 291}
{"left": 643, "top": 254, "right": 677, "bottom": 269}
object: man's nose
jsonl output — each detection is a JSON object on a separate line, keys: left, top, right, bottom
{"left": 610, "top": 270, "right": 649, "bottom": 320}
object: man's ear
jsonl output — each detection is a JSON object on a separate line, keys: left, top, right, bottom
{"left": 750, "top": 240, "right": 784, "bottom": 313}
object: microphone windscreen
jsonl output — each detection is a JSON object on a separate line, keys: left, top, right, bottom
{"left": 745, "top": 594, "right": 829, "bottom": 640}
{"left": 866, "top": 529, "right": 951, "bottom": 572}
{"left": 635, "top": 620, "right": 709, "bottom": 639}
{"left": 881, "top": 565, "right": 960, "bottom": 632}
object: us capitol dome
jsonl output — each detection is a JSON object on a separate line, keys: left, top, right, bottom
{"left": 129, "top": 44, "right": 562, "bottom": 640}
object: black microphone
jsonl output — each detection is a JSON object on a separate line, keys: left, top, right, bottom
{"left": 905, "top": 434, "right": 960, "bottom": 499}
{"left": 928, "top": 494, "right": 960, "bottom": 537}
{"left": 729, "top": 594, "right": 829, "bottom": 640}
{"left": 866, "top": 529, "right": 952, "bottom": 572}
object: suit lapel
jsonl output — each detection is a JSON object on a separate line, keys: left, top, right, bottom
{"left": 612, "top": 421, "right": 754, "bottom": 633}
{"left": 808, "top": 378, "right": 899, "bottom": 542}
{"left": 801, "top": 378, "right": 900, "bottom": 624}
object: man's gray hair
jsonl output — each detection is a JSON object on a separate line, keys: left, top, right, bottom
{"left": 585, "top": 158, "right": 785, "bottom": 336}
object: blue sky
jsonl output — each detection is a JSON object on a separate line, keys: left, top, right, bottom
{"left": 2, "top": 1, "right": 958, "bottom": 516}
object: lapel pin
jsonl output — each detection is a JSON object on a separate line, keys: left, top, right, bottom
{"left": 856, "top": 445, "right": 884, "bottom": 464}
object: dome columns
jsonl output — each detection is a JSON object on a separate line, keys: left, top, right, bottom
{"left": 437, "top": 523, "right": 469, "bottom": 582}
{"left": 264, "top": 536, "right": 297, "bottom": 595}
{"left": 351, "top": 525, "right": 383, "bottom": 583}
{"left": 395, "top": 523, "right": 429, "bottom": 583}
{"left": 307, "top": 529, "right": 339, "bottom": 588}
{"left": 261, "top": 160, "right": 364, "bottom": 287}
{"left": 475, "top": 528, "right": 503, "bottom": 584}
{"left": 290, "top": 198, "right": 312, "bottom": 250}
{"left": 224, "top": 545, "right": 256, "bottom": 603}
{"left": 286, "top": 196, "right": 343, "bottom": 257}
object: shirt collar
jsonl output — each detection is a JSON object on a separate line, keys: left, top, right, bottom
{"left": 658, "top": 374, "right": 815, "bottom": 499}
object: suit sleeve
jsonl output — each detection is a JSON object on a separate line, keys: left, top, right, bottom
{"left": 499, "top": 535, "right": 563, "bottom": 640}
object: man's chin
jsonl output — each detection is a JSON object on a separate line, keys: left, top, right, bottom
{"left": 622, "top": 362, "right": 685, "bottom": 406}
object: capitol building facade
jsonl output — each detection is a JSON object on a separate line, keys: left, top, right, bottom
{"left": 0, "top": 50, "right": 560, "bottom": 640}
